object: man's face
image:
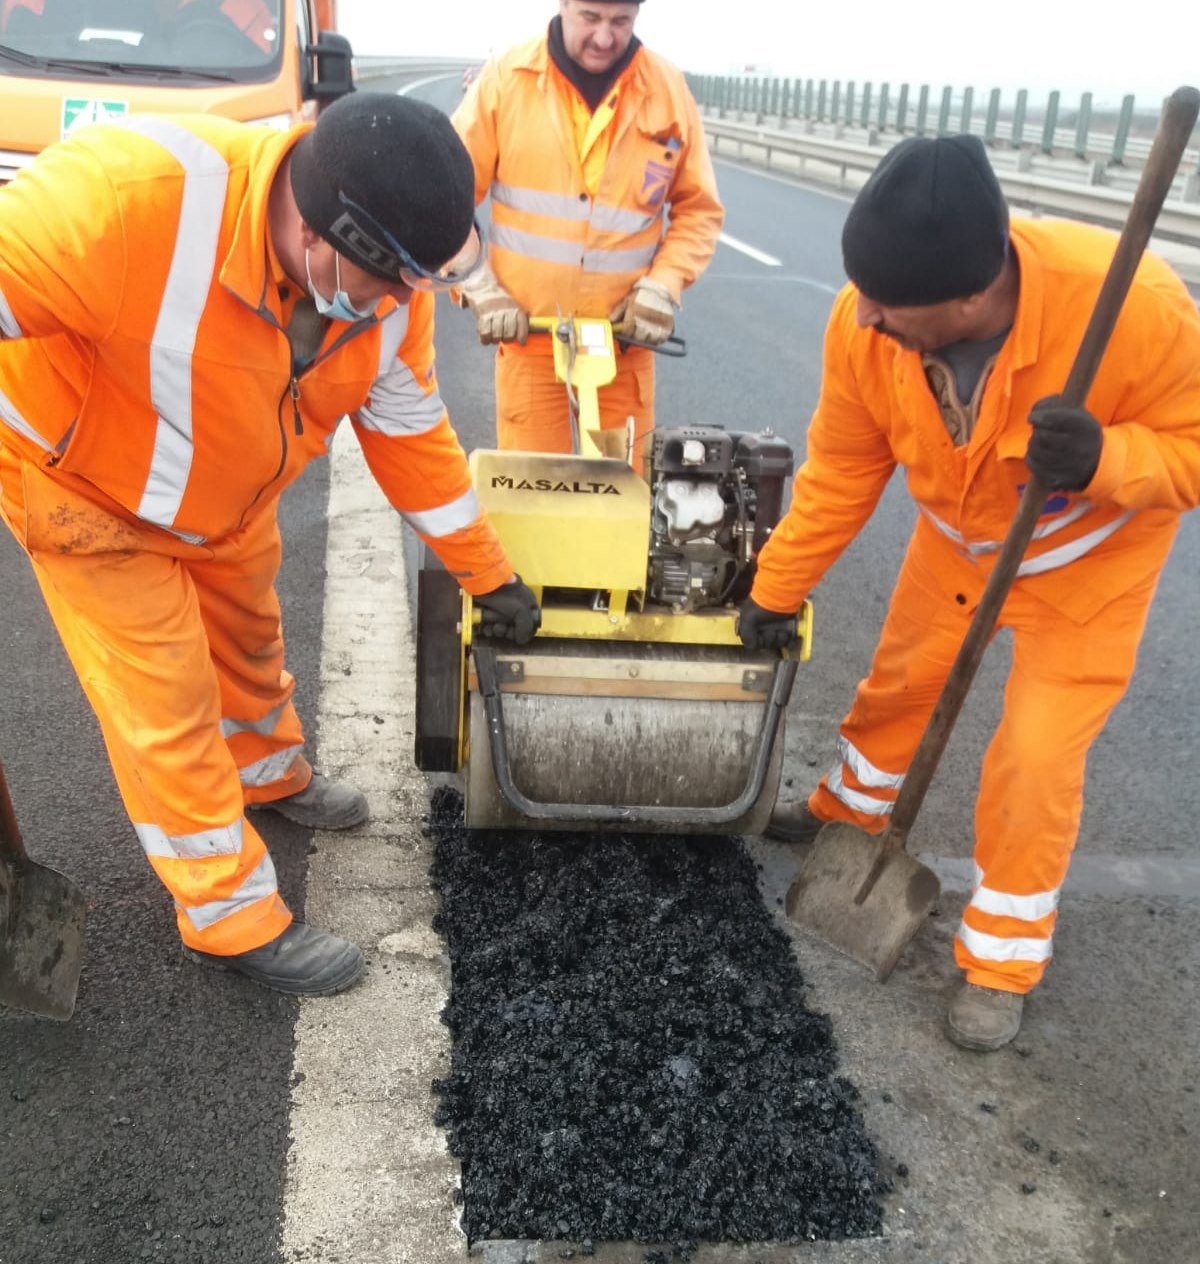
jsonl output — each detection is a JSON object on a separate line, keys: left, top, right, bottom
{"left": 854, "top": 290, "right": 978, "bottom": 353}
{"left": 558, "top": 0, "right": 639, "bottom": 74}
{"left": 305, "top": 238, "right": 412, "bottom": 311}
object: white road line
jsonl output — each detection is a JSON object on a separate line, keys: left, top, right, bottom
{"left": 398, "top": 72, "right": 461, "bottom": 96}
{"left": 718, "top": 231, "right": 783, "bottom": 267}
{"left": 281, "top": 426, "right": 463, "bottom": 1264}
{"left": 704, "top": 271, "right": 841, "bottom": 295}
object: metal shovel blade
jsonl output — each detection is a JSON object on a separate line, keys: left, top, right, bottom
{"left": 784, "top": 821, "right": 940, "bottom": 982}
{"left": 0, "top": 856, "right": 87, "bottom": 1020}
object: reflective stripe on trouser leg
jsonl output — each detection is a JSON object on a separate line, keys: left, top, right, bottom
{"left": 957, "top": 568, "right": 1158, "bottom": 993}
{"left": 494, "top": 342, "right": 655, "bottom": 457}
{"left": 7, "top": 467, "right": 292, "bottom": 954}
{"left": 810, "top": 535, "right": 978, "bottom": 830}
{"left": 188, "top": 503, "right": 310, "bottom": 806}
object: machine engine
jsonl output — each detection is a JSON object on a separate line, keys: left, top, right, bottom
{"left": 645, "top": 426, "right": 794, "bottom": 612}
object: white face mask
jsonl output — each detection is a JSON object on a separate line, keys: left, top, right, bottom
{"left": 305, "top": 250, "right": 381, "bottom": 323}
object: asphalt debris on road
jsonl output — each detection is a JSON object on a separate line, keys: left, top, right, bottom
{"left": 427, "top": 787, "right": 884, "bottom": 1247}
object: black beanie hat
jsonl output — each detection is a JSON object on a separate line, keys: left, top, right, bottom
{"left": 290, "top": 92, "right": 476, "bottom": 281}
{"left": 841, "top": 134, "right": 1010, "bottom": 306}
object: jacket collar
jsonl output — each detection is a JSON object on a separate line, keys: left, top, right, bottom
{"left": 1006, "top": 219, "right": 1046, "bottom": 373}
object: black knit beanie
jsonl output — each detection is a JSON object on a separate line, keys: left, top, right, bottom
{"left": 290, "top": 93, "right": 476, "bottom": 280}
{"left": 841, "top": 135, "right": 1010, "bottom": 306}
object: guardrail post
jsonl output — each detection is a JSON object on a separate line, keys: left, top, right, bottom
{"left": 804, "top": 78, "right": 815, "bottom": 120}
{"left": 916, "top": 84, "right": 930, "bottom": 135}
{"left": 770, "top": 78, "right": 781, "bottom": 118}
{"left": 831, "top": 80, "right": 842, "bottom": 129}
{"left": 1011, "top": 88, "right": 1027, "bottom": 148}
{"left": 984, "top": 88, "right": 1000, "bottom": 144}
{"left": 1110, "top": 94, "right": 1134, "bottom": 165}
{"left": 755, "top": 77, "right": 765, "bottom": 124}
{"left": 718, "top": 76, "right": 728, "bottom": 119}
{"left": 1040, "top": 90, "right": 1060, "bottom": 154}
{"left": 878, "top": 82, "right": 890, "bottom": 131}
{"left": 861, "top": 82, "right": 873, "bottom": 130}
{"left": 959, "top": 85, "right": 974, "bottom": 134}
{"left": 845, "top": 81, "right": 856, "bottom": 127}
{"left": 937, "top": 85, "right": 952, "bottom": 135}
{"left": 1074, "top": 91, "right": 1093, "bottom": 159}
{"left": 896, "top": 82, "right": 910, "bottom": 133}
{"left": 817, "top": 78, "right": 828, "bottom": 122}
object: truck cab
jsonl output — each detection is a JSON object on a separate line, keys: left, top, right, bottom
{"left": 0, "top": 0, "right": 353, "bottom": 181}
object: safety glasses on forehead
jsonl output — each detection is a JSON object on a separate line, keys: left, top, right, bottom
{"left": 337, "top": 193, "right": 486, "bottom": 291}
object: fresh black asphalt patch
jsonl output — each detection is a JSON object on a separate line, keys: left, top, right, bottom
{"left": 427, "top": 787, "right": 885, "bottom": 1249}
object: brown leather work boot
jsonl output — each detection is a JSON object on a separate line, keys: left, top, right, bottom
{"left": 764, "top": 800, "right": 825, "bottom": 845}
{"left": 946, "top": 982, "right": 1026, "bottom": 1051}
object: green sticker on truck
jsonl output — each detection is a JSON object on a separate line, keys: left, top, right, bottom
{"left": 62, "top": 99, "right": 129, "bottom": 139}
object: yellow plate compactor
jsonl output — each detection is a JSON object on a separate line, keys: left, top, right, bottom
{"left": 415, "top": 317, "right": 812, "bottom": 833}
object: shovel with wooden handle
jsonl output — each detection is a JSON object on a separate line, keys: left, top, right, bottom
{"left": 0, "top": 757, "right": 86, "bottom": 1020}
{"left": 785, "top": 84, "right": 1200, "bottom": 982}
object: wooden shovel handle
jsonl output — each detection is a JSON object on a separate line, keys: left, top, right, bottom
{"left": 886, "top": 85, "right": 1200, "bottom": 853}
{"left": 0, "top": 757, "right": 29, "bottom": 865}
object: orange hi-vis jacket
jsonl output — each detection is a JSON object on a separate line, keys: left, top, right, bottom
{"left": 0, "top": 113, "right": 511, "bottom": 596}
{"left": 753, "top": 217, "right": 1200, "bottom": 622}
{"left": 452, "top": 34, "right": 723, "bottom": 322}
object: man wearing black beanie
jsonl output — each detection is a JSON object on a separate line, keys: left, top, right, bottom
{"left": 738, "top": 135, "right": 1200, "bottom": 1051}
{"left": 0, "top": 92, "right": 539, "bottom": 997}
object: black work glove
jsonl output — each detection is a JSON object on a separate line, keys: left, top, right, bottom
{"left": 1025, "top": 396, "right": 1103, "bottom": 491}
{"left": 737, "top": 597, "right": 800, "bottom": 651}
{"left": 475, "top": 575, "right": 541, "bottom": 645}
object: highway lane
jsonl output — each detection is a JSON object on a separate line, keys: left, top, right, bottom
{"left": 0, "top": 68, "right": 1197, "bottom": 1264}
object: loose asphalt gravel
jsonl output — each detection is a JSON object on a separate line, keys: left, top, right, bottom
{"left": 427, "top": 786, "right": 886, "bottom": 1252}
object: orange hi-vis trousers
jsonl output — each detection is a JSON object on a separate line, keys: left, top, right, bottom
{"left": 494, "top": 341, "right": 655, "bottom": 456}
{"left": 808, "top": 531, "right": 1159, "bottom": 994}
{"left": 0, "top": 442, "right": 308, "bottom": 955}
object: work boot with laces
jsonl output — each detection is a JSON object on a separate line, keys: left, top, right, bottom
{"left": 764, "top": 800, "right": 825, "bottom": 845}
{"left": 252, "top": 772, "right": 369, "bottom": 830}
{"left": 187, "top": 923, "right": 365, "bottom": 996}
{"left": 946, "top": 982, "right": 1026, "bottom": 1051}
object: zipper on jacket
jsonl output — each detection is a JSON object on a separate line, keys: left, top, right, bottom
{"left": 289, "top": 377, "right": 303, "bottom": 436}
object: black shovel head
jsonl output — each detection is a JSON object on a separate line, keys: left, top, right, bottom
{"left": 784, "top": 821, "right": 940, "bottom": 982}
{"left": 0, "top": 856, "right": 87, "bottom": 1020}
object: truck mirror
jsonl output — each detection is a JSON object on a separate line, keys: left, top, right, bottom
{"left": 304, "top": 33, "right": 355, "bottom": 102}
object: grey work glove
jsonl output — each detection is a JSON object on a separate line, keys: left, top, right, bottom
{"left": 737, "top": 597, "right": 800, "bottom": 651}
{"left": 459, "top": 264, "right": 529, "bottom": 346}
{"left": 1025, "top": 395, "right": 1103, "bottom": 491}
{"left": 609, "top": 277, "right": 677, "bottom": 345}
{"left": 475, "top": 575, "right": 541, "bottom": 645}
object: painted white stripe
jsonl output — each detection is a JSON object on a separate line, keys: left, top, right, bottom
{"left": 403, "top": 487, "right": 481, "bottom": 537}
{"left": 122, "top": 118, "right": 229, "bottom": 533}
{"left": 956, "top": 921, "right": 1054, "bottom": 964}
{"left": 0, "top": 386, "right": 52, "bottom": 450}
{"left": 827, "top": 762, "right": 894, "bottom": 817}
{"left": 0, "top": 286, "right": 20, "bottom": 338}
{"left": 282, "top": 424, "right": 464, "bottom": 1259}
{"left": 396, "top": 71, "right": 459, "bottom": 97}
{"left": 220, "top": 699, "right": 290, "bottom": 741}
{"left": 837, "top": 735, "right": 904, "bottom": 791}
{"left": 135, "top": 818, "right": 244, "bottom": 860}
{"left": 179, "top": 852, "right": 278, "bottom": 931}
{"left": 239, "top": 744, "right": 303, "bottom": 787}
{"left": 718, "top": 232, "right": 782, "bottom": 267}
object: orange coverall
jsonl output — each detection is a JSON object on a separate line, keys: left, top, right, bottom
{"left": 752, "top": 217, "right": 1200, "bottom": 993}
{"left": 452, "top": 35, "right": 723, "bottom": 453}
{"left": 0, "top": 115, "right": 511, "bottom": 956}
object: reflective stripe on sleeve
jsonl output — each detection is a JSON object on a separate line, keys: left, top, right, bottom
{"left": 136, "top": 818, "right": 244, "bottom": 860}
{"left": 0, "top": 387, "right": 52, "bottom": 450}
{"left": 121, "top": 118, "right": 229, "bottom": 535}
{"left": 1015, "top": 512, "right": 1134, "bottom": 577}
{"left": 837, "top": 735, "right": 905, "bottom": 790}
{"left": 403, "top": 487, "right": 482, "bottom": 538}
{"left": 239, "top": 744, "right": 303, "bottom": 788}
{"left": 970, "top": 864, "right": 1061, "bottom": 920}
{"left": 0, "top": 287, "right": 20, "bottom": 338}
{"left": 220, "top": 699, "right": 290, "bottom": 741}
{"left": 374, "top": 303, "right": 410, "bottom": 374}
{"left": 827, "top": 763, "right": 895, "bottom": 816}
{"left": 956, "top": 921, "right": 1053, "bottom": 964}
{"left": 356, "top": 361, "right": 446, "bottom": 436}
{"left": 178, "top": 852, "right": 279, "bottom": 932}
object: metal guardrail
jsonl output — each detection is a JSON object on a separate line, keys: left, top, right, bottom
{"left": 353, "top": 56, "right": 473, "bottom": 82}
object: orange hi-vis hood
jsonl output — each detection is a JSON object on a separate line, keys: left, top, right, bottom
{"left": 453, "top": 34, "right": 723, "bottom": 321}
{"left": 753, "top": 218, "right": 1200, "bottom": 626}
{"left": 0, "top": 113, "right": 510, "bottom": 593}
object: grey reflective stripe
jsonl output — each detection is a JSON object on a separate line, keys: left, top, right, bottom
{"left": 582, "top": 242, "right": 658, "bottom": 273}
{"left": 0, "top": 386, "right": 52, "bottom": 451}
{"left": 956, "top": 921, "right": 1053, "bottom": 964}
{"left": 837, "top": 735, "right": 904, "bottom": 791}
{"left": 179, "top": 852, "right": 279, "bottom": 932}
{"left": 136, "top": 818, "right": 244, "bottom": 860}
{"left": 923, "top": 501, "right": 1094, "bottom": 554}
{"left": 120, "top": 117, "right": 229, "bottom": 533}
{"left": 0, "top": 286, "right": 19, "bottom": 338}
{"left": 221, "top": 698, "right": 289, "bottom": 741}
{"left": 592, "top": 202, "right": 662, "bottom": 234}
{"left": 970, "top": 864, "right": 1061, "bottom": 920}
{"left": 403, "top": 487, "right": 481, "bottom": 538}
{"left": 239, "top": 744, "right": 303, "bottom": 787}
{"left": 1016, "top": 511, "right": 1133, "bottom": 577}
{"left": 356, "top": 360, "right": 446, "bottom": 436}
{"left": 374, "top": 304, "right": 410, "bottom": 375}
{"left": 491, "top": 222, "right": 584, "bottom": 267}
{"left": 827, "top": 762, "right": 894, "bottom": 816}
{"left": 492, "top": 182, "right": 590, "bottom": 222}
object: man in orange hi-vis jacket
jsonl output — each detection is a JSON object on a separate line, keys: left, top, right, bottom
{"left": 738, "top": 135, "right": 1200, "bottom": 1052}
{"left": 451, "top": 0, "right": 723, "bottom": 456}
{"left": 0, "top": 93, "right": 540, "bottom": 997}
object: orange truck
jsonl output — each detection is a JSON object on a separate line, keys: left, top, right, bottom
{"left": 0, "top": 0, "right": 353, "bottom": 181}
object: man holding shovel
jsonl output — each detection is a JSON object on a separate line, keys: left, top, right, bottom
{"left": 739, "top": 134, "right": 1200, "bottom": 1051}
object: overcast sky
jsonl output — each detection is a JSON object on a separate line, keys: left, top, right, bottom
{"left": 339, "top": 0, "right": 1196, "bottom": 110}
